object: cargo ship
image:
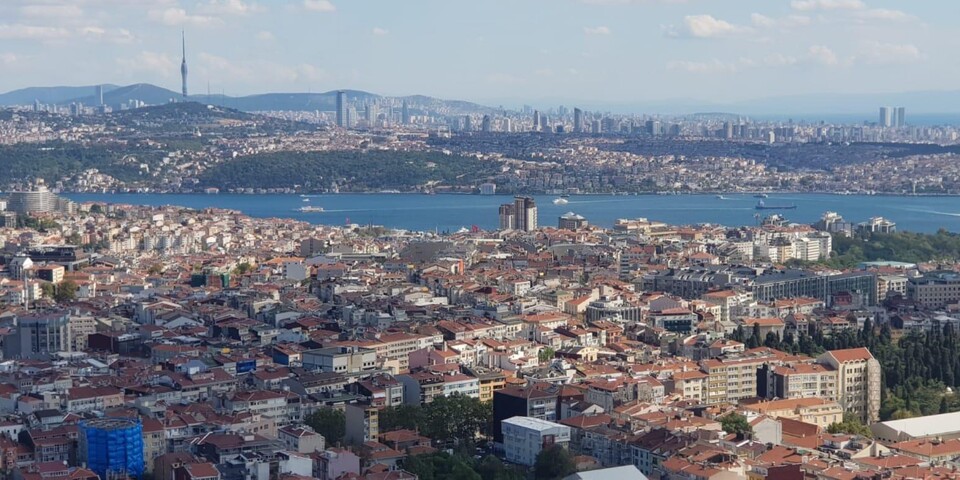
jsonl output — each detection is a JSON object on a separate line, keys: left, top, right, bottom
{"left": 755, "top": 200, "right": 796, "bottom": 210}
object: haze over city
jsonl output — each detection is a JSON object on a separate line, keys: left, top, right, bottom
{"left": 6, "top": 2, "right": 960, "bottom": 480}
{"left": 1, "top": 0, "right": 958, "bottom": 112}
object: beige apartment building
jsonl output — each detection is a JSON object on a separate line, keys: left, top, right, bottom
{"left": 816, "top": 348, "right": 881, "bottom": 423}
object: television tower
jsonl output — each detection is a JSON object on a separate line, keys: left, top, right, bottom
{"left": 180, "top": 31, "right": 188, "bottom": 98}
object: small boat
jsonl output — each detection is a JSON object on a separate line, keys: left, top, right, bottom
{"left": 295, "top": 206, "right": 325, "bottom": 212}
{"left": 716, "top": 195, "right": 728, "bottom": 200}
{"left": 754, "top": 193, "right": 768, "bottom": 198}
{"left": 553, "top": 197, "right": 569, "bottom": 205}
{"left": 755, "top": 200, "right": 796, "bottom": 210}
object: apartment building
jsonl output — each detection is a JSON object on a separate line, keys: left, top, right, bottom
{"left": 816, "top": 348, "right": 881, "bottom": 423}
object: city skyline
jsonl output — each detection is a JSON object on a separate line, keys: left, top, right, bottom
{"left": 0, "top": 0, "right": 956, "bottom": 110}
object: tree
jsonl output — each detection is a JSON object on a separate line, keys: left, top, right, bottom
{"left": 534, "top": 445, "right": 576, "bottom": 480}
{"left": 827, "top": 415, "right": 872, "bottom": 438}
{"left": 475, "top": 455, "right": 524, "bottom": 480}
{"left": 720, "top": 413, "right": 752, "bottom": 438}
{"left": 89, "top": 204, "right": 104, "bottom": 214}
{"left": 147, "top": 264, "right": 163, "bottom": 275}
{"left": 746, "top": 323, "right": 762, "bottom": 349}
{"left": 305, "top": 408, "right": 345, "bottom": 445}
{"left": 40, "top": 282, "right": 54, "bottom": 299}
{"left": 53, "top": 280, "right": 77, "bottom": 303}
{"left": 233, "top": 262, "right": 253, "bottom": 275}
{"left": 379, "top": 404, "right": 423, "bottom": 433}
{"left": 66, "top": 233, "right": 83, "bottom": 245}
{"left": 419, "top": 394, "right": 491, "bottom": 446}
{"left": 538, "top": 347, "right": 556, "bottom": 363}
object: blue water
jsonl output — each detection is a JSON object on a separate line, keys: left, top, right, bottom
{"left": 62, "top": 193, "right": 960, "bottom": 233}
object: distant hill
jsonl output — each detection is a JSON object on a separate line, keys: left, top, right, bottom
{"left": 0, "top": 84, "right": 119, "bottom": 105}
{"left": 193, "top": 89, "right": 380, "bottom": 111}
{"left": 73, "top": 83, "right": 186, "bottom": 108}
{"left": 0, "top": 83, "right": 495, "bottom": 115}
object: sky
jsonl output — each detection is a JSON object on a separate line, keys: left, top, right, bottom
{"left": 0, "top": 0, "right": 957, "bottom": 107}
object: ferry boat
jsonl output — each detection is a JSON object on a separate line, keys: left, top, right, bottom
{"left": 755, "top": 200, "right": 796, "bottom": 210}
{"left": 553, "top": 197, "right": 569, "bottom": 205}
{"left": 295, "top": 206, "right": 325, "bottom": 213}
{"left": 754, "top": 193, "right": 769, "bottom": 198}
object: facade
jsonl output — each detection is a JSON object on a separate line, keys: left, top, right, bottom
{"left": 816, "top": 348, "right": 881, "bottom": 423}
{"left": 344, "top": 402, "right": 379, "bottom": 446}
{"left": 336, "top": 90, "right": 348, "bottom": 128}
{"left": 502, "top": 416, "right": 571, "bottom": 467}
{"left": 7, "top": 182, "right": 71, "bottom": 215}
{"left": 763, "top": 363, "right": 838, "bottom": 401}
{"left": 907, "top": 272, "right": 960, "bottom": 309}
{"left": 644, "top": 267, "right": 877, "bottom": 306}
{"left": 558, "top": 212, "right": 588, "bottom": 230}
{"left": 499, "top": 196, "right": 538, "bottom": 232}
{"left": 492, "top": 385, "right": 559, "bottom": 443}
{"left": 3, "top": 312, "right": 72, "bottom": 359}
{"left": 302, "top": 346, "right": 377, "bottom": 374}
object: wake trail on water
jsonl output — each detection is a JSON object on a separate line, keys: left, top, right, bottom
{"left": 894, "top": 207, "right": 960, "bottom": 218}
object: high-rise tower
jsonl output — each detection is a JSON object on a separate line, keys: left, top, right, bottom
{"left": 180, "top": 31, "right": 188, "bottom": 98}
{"left": 336, "top": 90, "right": 347, "bottom": 127}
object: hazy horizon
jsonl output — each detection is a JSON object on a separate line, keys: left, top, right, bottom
{"left": 1, "top": 0, "right": 956, "bottom": 110}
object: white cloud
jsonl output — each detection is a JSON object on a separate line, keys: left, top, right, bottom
{"left": 148, "top": 8, "right": 221, "bottom": 26}
{"left": 760, "top": 53, "right": 799, "bottom": 67}
{"left": 666, "top": 14, "right": 748, "bottom": 38}
{"left": 583, "top": 26, "right": 612, "bottom": 35}
{"left": 856, "top": 42, "right": 922, "bottom": 65}
{"left": 791, "top": 0, "right": 865, "bottom": 12}
{"left": 0, "top": 53, "right": 18, "bottom": 65}
{"left": 372, "top": 27, "right": 388, "bottom": 36}
{"left": 303, "top": 0, "right": 335, "bottom": 12}
{"left": 667, "top": 59, "right": 739, "bottom": 74}
{"left": 0, "top": 24, "right": 71, "bottom": 40}
{"left": 856, "top": 9, "right": 916, "bottom": 22}
{"left": 580, "top": 0, "right": 691, "bottom": 4}
{"left": 198, "top": 0, "right": 262, "bottom": 16}
{"left": 750, "top": 13, "right": 811, "bottom": 29}
{"left": 667, "top": 54, "right": 801, "bottom": 74}
{"left": 77, "top": 26, "right": 135, "bottom": 43}
{"left": 255, "top": 30, "right": 275, "bottom": 41}
{"left": 197, "top": 53, "right": 330, "bottom": 84}
{"left": 117, "top": 51, "right": 177, "bottom": 78}
{"left": 806, "top": 45, "right": 839, "bottom": 66}
{"left": 19, "top": 5, "right": 84, "bottom": 17}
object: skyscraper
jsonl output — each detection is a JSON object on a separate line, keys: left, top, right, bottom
{"left": 513, "top": 196, "right": 537, "bottom": 232}
{"left": 364, "top": 103, "right": 379, "bottom": 126}
{"left": 401, "top": 100, "right": 410, "bottom": 125}
{"left": 895, "top": 107, "right": 906, "bottom": 127}
{"left": 481, "top": 115, "right": 492, "bottom": 133}
{"left": 573, "top": 108, "right": 583, "bottom": 133}
{"left": 533, "top": 110, "right": 541, "bottom": 132}
{"left": 879, "top": 107, "right": 892, "bottom": 127}
{"left": 336, "top": 90, "right": 348, "bottom": 128}
{"left": 180, "top": 31, "right": 188, "bottom": 98}
{"left": 95, "top": 85, "right": 104, "bottom": 106}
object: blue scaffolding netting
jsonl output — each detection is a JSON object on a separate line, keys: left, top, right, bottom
{"left": 80, "top": 418, "right": 144, "bottom": 479}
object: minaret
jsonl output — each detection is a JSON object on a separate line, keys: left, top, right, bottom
{"left": 180, "top": 31, "right": 188, "bottom": 98}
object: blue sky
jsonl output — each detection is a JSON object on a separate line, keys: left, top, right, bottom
{"left": 0, "top": 0, "right": 955, "bottom": 106}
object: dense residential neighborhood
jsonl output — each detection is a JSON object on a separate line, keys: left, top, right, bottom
{"left": 0, "top": 193, "right": 954, "bottom": 480}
